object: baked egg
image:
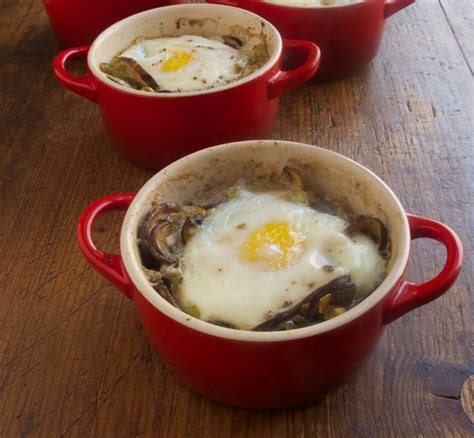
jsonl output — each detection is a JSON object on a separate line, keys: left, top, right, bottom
{"left": 138, "top": 167, "right": 391, "bottom": 331}
{"left": 100, "top": 34, "right": 269, "bottom": 93}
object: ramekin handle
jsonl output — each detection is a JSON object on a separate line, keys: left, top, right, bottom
{"left": 268, "top": 39, "right": 320, "bottom": 99}
{"left": 383, "top": 214, "right": 463, "bottom": 324}
{"left": 53, "top": 46, "right": 98, "bottom": 102}
{"left": 77, "top": 193, "right": 136, "bottom": 298}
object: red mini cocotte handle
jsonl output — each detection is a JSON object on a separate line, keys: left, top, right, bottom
{"left": 53, "top": 45, "right": 98, "bottom": 102}
{"left": 268, "top": 39, "right": 321, "bottom": 99}
{"left": 382, "top": 214, "right": 463, "bottom": 323}
{"left": 77, "top": 193, "right": 136, "bottom": 298}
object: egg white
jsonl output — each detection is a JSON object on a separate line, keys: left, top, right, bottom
{"left": 264, "top": 0, "right": 361, "bottom": 7}
{"left": 178, "top": 190, "right": 385, "bottom": 330}
{"left": 120, "top": 35, "right": 249, "bottom": 92}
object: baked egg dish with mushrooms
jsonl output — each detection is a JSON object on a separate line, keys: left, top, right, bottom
{"left": 100, "top": 33, "right": 269, "bottom": 93}
{"left": 138, "top": 167, "right": 391, "bottom": 331}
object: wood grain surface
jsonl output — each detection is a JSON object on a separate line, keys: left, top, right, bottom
{"left": 0, "top": 0, "right": 472, "bottom": 437}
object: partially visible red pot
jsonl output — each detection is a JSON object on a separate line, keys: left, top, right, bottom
{"left": 43, "top": 0, "right": 184, "bottom": 47}
{"left": 77, "top": 140, "right": 463, "bottom": 408}
{"left": 53, "top": 4, "right": 320, "bottom": 169}
{"left": 207, "top": 0, "right": 415, "bottom": 80}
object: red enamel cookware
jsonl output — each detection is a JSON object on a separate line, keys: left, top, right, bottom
{"left": 53, "top": 4, "right": 320, "bottom": 169}
{"left": 207, "top": 0, "right": 415, "bottom": 80}
{"left": 43, "top": 0, "right": 184, "bottom": 47}
{"left": 77, "top": 140, "right": 463, "bottom": 408}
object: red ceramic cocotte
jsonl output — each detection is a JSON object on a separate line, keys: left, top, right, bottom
{"left": 53, "top": 4, "right": 320, "bottom": 169}
{"left": 207, "top": 0, "right": 416, "bottom": 80}
{"left": 43, "top": 0, "right": 184, "bottom": 47}
{"left": 77, "top": 140, "right": 463, "bottom": 408}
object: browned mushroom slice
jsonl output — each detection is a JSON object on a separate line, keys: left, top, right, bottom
{"left": 275, "top": 166, "right": 304, "bottom": 190}
{"left": 101, "top": 59, "right": 133, "bottom": 83}
{"left": 149, "top": 217, "right": 184, "bottom": 265}
{"left": 345, "top": 215, "right": 391, "bottom": 258}
{"left": 154, "top": 282, "right": 177, "bottom": 306}
{"left": 222, "top": 35, "right": 244, "bottom": 49}
{"left": 138, "top": 202, "right": 182, "bottom": 268}
{"left": 139, "top": 203, "right": 208, "bottom": 267}
{"left": 310, "top": 197, "right": 337, "bottom": 215}
{"left": 253, "top": 275, "right": 355, "bottom": 331}
{"left": 201, "top": 186, "right": 241, "bottom": 210}
{"left": 202, "top": 194, "right": 228, "bottom": 210}
{"left": 101, "top": 57, "right": 160, "bottom": 91}
{"left": 297, "top": 275, "right": 355, "bottom": 321}
{"left": 120, "top": 57, "right": 161, "bottom": 91}
{"left": 323, "top": 284, "right": 355, "bottom": 308}
{"left": 106, "top": 76, "right": 134, "bottom": 89}
{"left": 252, "top": 310, "right": 294, "bottom": 332}
{"left": 138, "top": 202, "right": 181, "bottom": 241}
{"left": 182, "top": 214, "right": 205, "bottom": 244}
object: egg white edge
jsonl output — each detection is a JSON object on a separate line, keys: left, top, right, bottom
{"left": 120, "top": 140, "right": 411, "bottom": 342}
{"left": 263, "top": 0, "right": 366, "bottom": 9}
{"left": 88, "top": 4, "right": 282, "bottom": 98}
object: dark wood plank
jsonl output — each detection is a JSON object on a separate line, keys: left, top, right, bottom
{"left": 0, "top": 0, "right": 472, "bottom": 437}
{"left": 439, "top": 0, "right": 474, "bottom": 73}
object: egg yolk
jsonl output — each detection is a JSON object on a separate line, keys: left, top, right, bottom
{"left": 241, "top": 222, "right": 305, "bottom": 271}
{"left": 161, "top": 50, "right": 194, "bottom": 72}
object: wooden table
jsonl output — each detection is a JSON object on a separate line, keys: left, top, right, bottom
{"left": 1, "top": 1, "right": 472, "bottom": 436}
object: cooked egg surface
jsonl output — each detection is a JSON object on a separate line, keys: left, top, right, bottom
{"left": 265, "top": 0, "right": 361, "bottom": 7}
{"left": 119, "top": 35, "right": 250, "bottom": 92}
{"left": 179, "top": 190, "right": 385, "bottom": 330}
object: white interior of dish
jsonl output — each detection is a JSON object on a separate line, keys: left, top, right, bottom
{"left": 88, "top": 4, "right": 280, "bottom": 97}
{"left": 121, "top": 140, "right": 410, "bottom": 341}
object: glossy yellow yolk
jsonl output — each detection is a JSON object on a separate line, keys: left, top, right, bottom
{"left": 241, "top": 222, "right": 305, "bottom": 271}
{"left": 161, "top": 50, "right": 194, "bottom": 72}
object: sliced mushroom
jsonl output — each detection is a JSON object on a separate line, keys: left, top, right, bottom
{"left": 310, "top": 197, "right": 337, "bottom": 215}
{"left": 106, "top": 76, "right": 134, "bottom": 89}
{"left": 101, "top": 57, "right": 160, "bottom": 91}
{"left": 138, "top": 202, "right": 181, "bottom": 241}
{"left": 182, "top": 214, "right": 205, "bottom": 244}
{"left": 345, "top": 215, "right": 391, "bottom": 258}
{"left": 154, "top": 282, "right": 177, "bottom": 306}
{"left": 160, "top": 264, "right": 183, "bottom": 295}
{"left": 202, "top": 194, "right": 227, "bottom": 210}
{"left": 222, "top": 35, "right": 244, "bottom": 49}
{"left": 323, "top": 285, "right": 355, "bottom": 308}
{"left": 123, "top": 57, "right": 160, "bottom": 91}
{"left": 253, "top": 275, "right": 355, "bottom": 331}
{"left": 140, "top": 203, "right": 207, "bottom": 266}
{"left": 202, "top": 186, "right": 241, "bottom": 210}
{"left": 275, "top": 166, "right": 304, "bottom": 190}
{"left": 253, "top": 310, "right": 294, "bottom": 332}
{"left": 138, "top": 202, "right": 182, "bottom": 268}
{"left": 297, "top": 275, "right": 355, "bottom": 321}
{"left": 149, "top": 217, "right": 184, "bottom": 265}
